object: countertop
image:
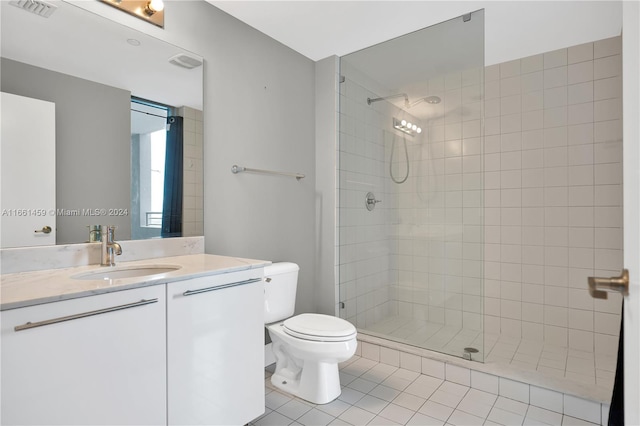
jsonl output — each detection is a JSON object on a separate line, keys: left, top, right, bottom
{"left": 0, "top": 254, "right": 270, "bottom": 311}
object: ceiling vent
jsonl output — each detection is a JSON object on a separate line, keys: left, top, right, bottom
{"left": 9, "top": 0, "right": 57, "bottom": 18}
{"left": 168, "top": 54, "right": 203, "bottom": 70}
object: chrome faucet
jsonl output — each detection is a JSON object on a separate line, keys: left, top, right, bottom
{"left": 101, "top": 225, "right": 122, "bottom": 266}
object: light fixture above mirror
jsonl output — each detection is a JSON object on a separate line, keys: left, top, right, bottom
{"left": 99, "top": 0, "right": 164, "bottom": 28}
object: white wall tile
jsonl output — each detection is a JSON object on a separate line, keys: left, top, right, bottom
{"left": 568, "top": 82, "right": 594, "bottom": 105}
{"left": 499, "top": 378, "right": 529, "bottom": 403}
{"left": 501, "top": 76, "right": 521, "bottom": 96}
{"left": 501, "top": 59, "right": 522, "bottom": 78}
{"left": 563, "top": 395, "right": 601, "bottom": 424}
{"left": 380, "top": 347, "right": 400, "bottom": 367}
{"left": 544, "top": 49, "right": 568, "bottom": 69}
{"left": 530, "top": 386, "right": 564, "bottom": 413}
{"left": 362, "top": 342, "right": 380, "bottom": 361}
{"left": 594, "top": 98, "right": 622, "bottom": 122}
{"left": 569, "top": 329, "right": 595, "bottom": 352}
{"left": 594, "top": 37, "right": 622, "bottom": 59}
{"left": 593, "top": 55, "right": 621, "bottom": 80}
{"left": 594, "top": 76, "right": 621, "bottom": 101}
{"left": 470, "top": 371, "right": 499, "bottom": 394}
{"left": 568, "top": 103, "right": 594, "bottom": 125}
{"left": 568, "top": 61, "right": 593, "bottom": 85}
{"left": 400, "top": 352, "right": 421, "bottom": 373}
{"left": 601, "top": 404, "right": 611, "bottom": 424}
{"left": 445, "top": 364, "right": 471, "bottom": 386}
{"left": 568, "top": 43, "right": 594, "bottom": 65}
{"left": 544, "top": 67, "right": 568, "bottom": 89}
{"left": 522, "top": 55, "right": 544, "bottom": 74}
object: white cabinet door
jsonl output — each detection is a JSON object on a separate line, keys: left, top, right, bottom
{"left": 1, "top": 285, "right": 166, "bottom": 426}
{"left": 167, "top": 270, "right": 265, "bottom": 426}
{"left": 1, "top": 92, "right": 56, "bottom": 248}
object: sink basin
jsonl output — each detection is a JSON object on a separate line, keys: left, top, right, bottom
{"left": 72, "top": 265, "right": 182, "bottom": 281}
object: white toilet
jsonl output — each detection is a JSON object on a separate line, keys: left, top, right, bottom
{"left": 264, "top": 262, "right": 357, "bottom": 404}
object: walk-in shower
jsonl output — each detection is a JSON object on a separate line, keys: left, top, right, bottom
{"left": 338, "top": 8, "right": 623, "bottom": 402}
{"left": 338, "top": 10, "right": 486, "bottom": 361}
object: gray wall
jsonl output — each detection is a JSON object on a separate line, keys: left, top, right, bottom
{"left": 201, "top": 5, "right": 316, "bottom": 314}
{"left": 1, "top": 58, "right": 131, "bottom": 244}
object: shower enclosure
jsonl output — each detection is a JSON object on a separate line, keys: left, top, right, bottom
{"left": 338, "top": 11, "right": 485, "bottom": 361}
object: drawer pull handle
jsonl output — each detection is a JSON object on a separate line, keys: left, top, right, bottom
{"left": 14, "top": 298, "right": 158, "bottom": 332}
{"left": 182, "top": 277, "right": 262, "bottom": 296}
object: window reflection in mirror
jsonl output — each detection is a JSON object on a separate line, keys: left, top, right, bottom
{"left": 131, "top": 98, "right": 171, "bottom": 239}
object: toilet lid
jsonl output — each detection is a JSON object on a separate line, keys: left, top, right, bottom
{"left": 283, "top": 314, "right": 357, "bottom": 342}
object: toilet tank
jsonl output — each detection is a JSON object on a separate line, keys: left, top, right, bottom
{"left": 264, "top": 262, "right": 299, "bottom": 324}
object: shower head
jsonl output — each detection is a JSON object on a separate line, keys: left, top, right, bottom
{"left": 406, "top": 95, "right": 441, "bottom": 108}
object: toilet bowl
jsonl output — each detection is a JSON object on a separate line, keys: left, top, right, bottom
{"left": 264, "top": 263, "right": 357, "bottom": 404}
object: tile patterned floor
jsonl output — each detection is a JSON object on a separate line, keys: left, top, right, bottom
{"left": 252, "top": 356, "right": 602, "bottom": 426}
{"left": 363, "top": 316, "right": 615, "bottom": 391}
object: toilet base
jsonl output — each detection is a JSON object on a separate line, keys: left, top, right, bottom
{"left": 266, "top": 320, "right": 357, "bottom": 405}
{"left": 271, "top": 359, "right": 342, "bottom": 405}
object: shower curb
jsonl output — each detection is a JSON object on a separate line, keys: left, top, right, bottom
{"left": 356, "top": 334, "right": 610, "bottom": 425}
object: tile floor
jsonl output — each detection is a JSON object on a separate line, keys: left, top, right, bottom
{"left": 363, "top": 316, "right": 615, "bottom": 391}
{"left": 252, "top": 356, "right": 602, "bottom": 426}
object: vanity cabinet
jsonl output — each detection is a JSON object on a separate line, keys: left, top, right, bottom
{"left": 1, "top": 285, "right": 166, "bottom": 426}
{"left": 167, "top": 270, "right": 265, "bottom": 425}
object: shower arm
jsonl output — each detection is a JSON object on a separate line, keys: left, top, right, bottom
{"left": 367, "top": 93, "right": 409, "bottom": 107}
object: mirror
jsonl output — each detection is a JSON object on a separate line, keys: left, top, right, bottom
{"left": 0, "top": 0, "right": 203, "bottom": 247}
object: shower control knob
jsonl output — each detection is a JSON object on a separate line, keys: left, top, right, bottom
{"left": 365, "top": 192, "right": 382, "bottom": 211}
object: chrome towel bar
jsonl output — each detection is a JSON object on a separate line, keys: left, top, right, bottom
{"left": 231, "top": 165, "right": 305, "bottom": 181}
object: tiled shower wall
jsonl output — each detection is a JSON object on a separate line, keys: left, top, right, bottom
{"left": 482, "top": 36, "right": 623, "bottom": 354}
{"left": 338, "top": 70, "right": 393, "bottom": 327}
{"left": 338, "top": 62, "right": 432, "bottom": 327}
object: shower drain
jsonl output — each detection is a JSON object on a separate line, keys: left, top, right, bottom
{"left": 463, "top": 347, "right": 479, "bottom": 361}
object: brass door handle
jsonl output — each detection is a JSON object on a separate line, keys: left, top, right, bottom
{"left": 34, "top": 226, "right": 52, "bottom": 234}
{"left": 588, "top": 269, "right": 629, "bottom": 299}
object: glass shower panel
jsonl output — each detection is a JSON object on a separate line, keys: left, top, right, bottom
{"left": 338, "top": 11, "right": 485, "bottom": 361}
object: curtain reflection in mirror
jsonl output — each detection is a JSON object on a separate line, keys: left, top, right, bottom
{"left": 161, "top": 116, "right": 183, "bottom": 237}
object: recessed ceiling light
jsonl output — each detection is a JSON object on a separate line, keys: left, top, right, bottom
{"left": 127, "top": 38, "right": 141, "bottom": 46}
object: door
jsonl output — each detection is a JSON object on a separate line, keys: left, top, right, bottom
{"left": 623, "top": 2, "right": 640, "bottom": 424}
{"left": 1, "top": 92, "right": 56, "bottom": 247}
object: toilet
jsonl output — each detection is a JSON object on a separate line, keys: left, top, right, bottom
{"left": 264, "top": 262, "right": 357, "bottom": 404}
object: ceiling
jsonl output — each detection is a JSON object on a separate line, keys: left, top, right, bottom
{"left": 206, "top": 1, "right": 622, "bottom": 65}
{"left": 207, "top": 1, "right": 483, "bottom": 61}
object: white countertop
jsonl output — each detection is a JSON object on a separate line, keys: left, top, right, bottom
{"left": 0, "top": 254, "right": 270, "bottom": 311}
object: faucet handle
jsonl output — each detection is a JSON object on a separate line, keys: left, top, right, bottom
{"left": 112, "top": 242, "right": 123, "bottom": 256}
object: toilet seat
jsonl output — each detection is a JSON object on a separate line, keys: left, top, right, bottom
{"left": 283, "top": 313, "right": 356, "bottom": 342}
